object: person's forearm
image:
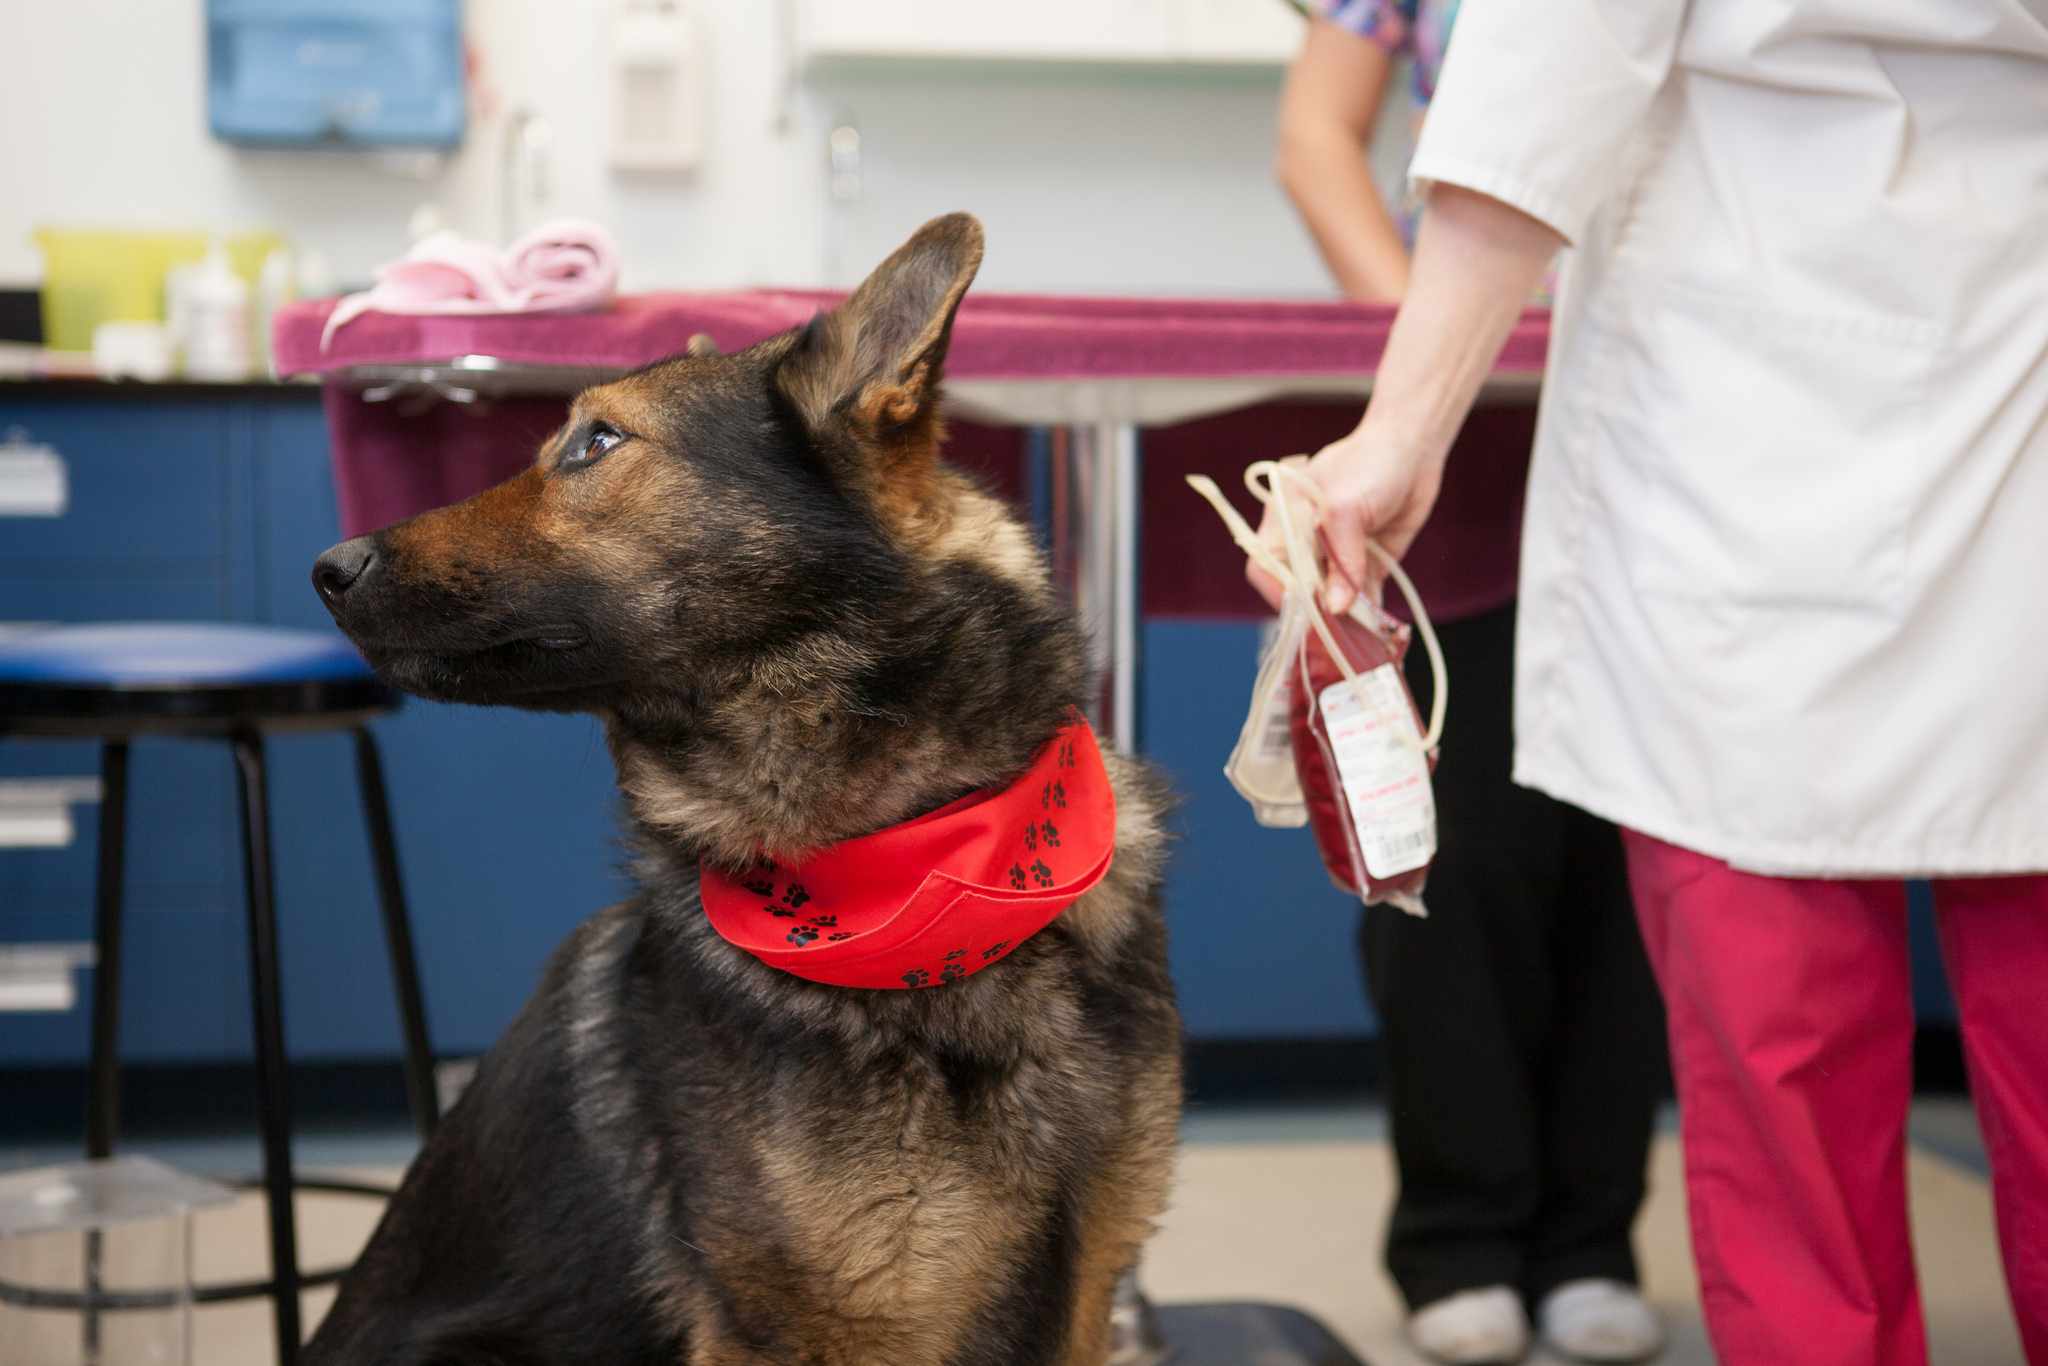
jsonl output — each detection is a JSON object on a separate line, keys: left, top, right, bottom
{"left": 1358, "top": 185, "right": 1563, "bottom": 464}
{"left": 1277, "top": 126, "right": 1412, "bottom": 302}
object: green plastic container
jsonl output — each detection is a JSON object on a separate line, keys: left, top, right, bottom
{"left": 32, "top": 230, "right": 284, "bottom": 353}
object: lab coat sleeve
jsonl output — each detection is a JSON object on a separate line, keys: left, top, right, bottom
{"left": 1408, "top": 0, "right": 1690, "bottom": 244}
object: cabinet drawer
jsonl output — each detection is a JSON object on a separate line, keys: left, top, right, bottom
{"left": 0, "top": 908, "right": 238, "bottom": 1064}
{"left": 0, "top": 738, "right": 237, "bottom": 920}
{"left": 0, "top": 399, "right": 230, "bottom": 566}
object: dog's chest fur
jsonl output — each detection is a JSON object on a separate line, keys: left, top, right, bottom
{"left": 745, "top": 1040, "right": 1082, "bottom": 1360}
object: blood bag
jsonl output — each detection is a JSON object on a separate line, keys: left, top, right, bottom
{"left": 1188, "top": 460, "right": 1446, "bottom": 915}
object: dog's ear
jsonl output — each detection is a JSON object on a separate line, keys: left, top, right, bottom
{"left": 777, "top": 212, "right": 984, "bottom": 444}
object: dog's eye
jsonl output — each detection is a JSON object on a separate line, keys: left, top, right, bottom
{"left": 563, "top": 424, "right": 624, "bottom": 471}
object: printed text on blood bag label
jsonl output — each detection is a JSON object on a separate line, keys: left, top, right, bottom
{"left": 1317, "top": 667, "right": 1436, "bottom": 879}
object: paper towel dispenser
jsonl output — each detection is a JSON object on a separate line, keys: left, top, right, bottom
{"left": 207, "top": 0, "right": 466, "bottom": 149}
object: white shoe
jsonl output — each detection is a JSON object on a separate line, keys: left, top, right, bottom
{"left": 1409, "top": 1285, "right": 1529, "bottom": 1364}
{"left": 1538, "top": 1279, "right": 1665, "bottom": 1362}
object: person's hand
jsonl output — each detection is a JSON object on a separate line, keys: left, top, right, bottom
{"left": 1246, "top": 423, "right": 1442, "bottom": 615}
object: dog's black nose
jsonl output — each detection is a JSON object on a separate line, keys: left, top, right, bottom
{"left": 313, "top": 538, "right": 377, "bottom": 604}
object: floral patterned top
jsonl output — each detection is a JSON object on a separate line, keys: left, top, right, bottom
{"left": 1317, "top": 0, "right": 1552, "bottom": 303}
{"left": 1321, "top": 0, "right": 1461, "bottom": 106}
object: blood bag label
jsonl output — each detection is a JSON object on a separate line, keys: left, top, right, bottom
{"left": 1317, "top": 667, "right": 1436, "bottom": 879}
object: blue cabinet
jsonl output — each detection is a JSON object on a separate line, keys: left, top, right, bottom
{"left": 1142, "top": 620, "right": 1376, "bottom": 1041}
{"left": 0, "top": 388, "right": 622, "bottom": 1066}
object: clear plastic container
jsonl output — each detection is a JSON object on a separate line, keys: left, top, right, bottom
{"left": 0, "top": 1156, "right": 234, "bottom": 1366}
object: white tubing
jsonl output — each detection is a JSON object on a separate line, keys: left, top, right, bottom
{"left": 1186, "top": 461, "right": 1447, "bottom": 752}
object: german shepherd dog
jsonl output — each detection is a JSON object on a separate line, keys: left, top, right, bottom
{"left": 306, "top": 214, "right": 1182, "bottom": 1366}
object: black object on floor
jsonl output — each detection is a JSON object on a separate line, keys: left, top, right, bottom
{"left": 1154, "top": 1301, "right": 1369, "bottom": 1365}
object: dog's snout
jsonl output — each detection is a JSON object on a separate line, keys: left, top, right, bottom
{"left": 313, "top": 538, "right": 377, "bottom": 605}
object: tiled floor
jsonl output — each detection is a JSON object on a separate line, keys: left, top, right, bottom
{"left": 1155, "top": 1101, "right": 2021, "bottom": 1366}
{"left": 0, "top": 1102, "right": 2026, "bottom": 1365}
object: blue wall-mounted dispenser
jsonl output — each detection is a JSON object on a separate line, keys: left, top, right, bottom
{"left": 207, "top": 0, "right": 466, "bottom": 149}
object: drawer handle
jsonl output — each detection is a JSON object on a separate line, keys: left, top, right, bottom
{"left": 0, "top": 427, "right": 68, "bottom": 517}
{"left": 0, "top": 776, "right": 102, "bottom": 849}
{"left": 0, "top": 942, "right": 96, "bottom": 1013}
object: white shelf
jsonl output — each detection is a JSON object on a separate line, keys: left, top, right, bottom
{"left": 797, "top": 0, "right": 1302, "bottom": 72}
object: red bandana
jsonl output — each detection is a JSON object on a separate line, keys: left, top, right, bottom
{"left": 700, "top": 719, "right": 1116, "bottom": 989}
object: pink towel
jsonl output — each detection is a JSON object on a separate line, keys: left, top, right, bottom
{"left": 321, "top": 220, "right": 620, "bottom": 349}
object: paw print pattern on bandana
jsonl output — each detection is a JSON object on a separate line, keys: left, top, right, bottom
{"left": 697, "top": 719, "right": 1105, "bottom": 991}
{"left": 786, "top": 911, "right": 844, "bottom": 948}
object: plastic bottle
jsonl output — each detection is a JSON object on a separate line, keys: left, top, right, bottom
{"left": 177, "top": 241, "right": 252, "bottom": 381}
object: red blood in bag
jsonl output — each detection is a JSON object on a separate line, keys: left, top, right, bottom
{"left": 1288, "top": 604, "right": 1437, "bottom": 908}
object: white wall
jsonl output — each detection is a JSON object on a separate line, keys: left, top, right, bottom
{"left": 1, "top": 1, "right": 1410, "bottom": 298}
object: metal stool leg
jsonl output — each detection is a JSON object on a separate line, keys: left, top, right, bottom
{"left": 85, "top": 740, "right": 130, "bottom": 1158}
{"left": 230, "top": 732, "right": 302, "bottom": 1365}
{"left": 351, "top": 727, "right": 438, "bottom": 1140}
{"left": 82, "top": 740, "right": 130, "bottom": 1365}
{"left": 1110, "top": 1267, "right": 1169, "bottom": 1365}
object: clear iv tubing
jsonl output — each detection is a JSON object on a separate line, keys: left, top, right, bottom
{"left": 1186, "top": 460, "right": 1448, "bottom": 752}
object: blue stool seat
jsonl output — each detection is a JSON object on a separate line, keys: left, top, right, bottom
{"left": 0, "top": 623, "right": 393, "bottom": 735}
{"left": 0, "top": 623, "right": 372, "bottom": 686}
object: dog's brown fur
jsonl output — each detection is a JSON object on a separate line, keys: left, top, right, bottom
{"left": 306, "top": 214, "right": 1182, "bottom": 1366}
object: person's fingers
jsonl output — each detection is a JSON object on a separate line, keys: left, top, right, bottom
{"left": 1319, "top": 503, "right": 1370, "bottom": 615}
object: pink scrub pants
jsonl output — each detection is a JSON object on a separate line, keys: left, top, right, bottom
{"left": 1622, "top": 830, "right": 2048, "bottom": 1365}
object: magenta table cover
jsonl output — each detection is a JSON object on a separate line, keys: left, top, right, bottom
{"left": 273, "top": 290, "right": 1548, "bottom": 381}
{"left": 276, "top": 291, "right": 1547, "bottom": 623}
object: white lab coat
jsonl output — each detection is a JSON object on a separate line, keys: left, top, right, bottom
{"left": 1411, "top": 0, "right": 2048, "bottom": 876}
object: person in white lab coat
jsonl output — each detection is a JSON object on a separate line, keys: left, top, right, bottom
{"left": 1272, "top": 5, "right": 1665, "bottom": 1363}
{"left": 1257, "top": 1, "right": 2048, "bottom": 1362}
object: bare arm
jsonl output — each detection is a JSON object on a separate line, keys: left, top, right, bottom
{"left": 1249, "top": 185, "right": 1564, "bottom": 610}
{"left": 1254, "top": 0, "right": 1688, "bottom": 611}
{"left": 1275, "top": 19, "right": 1410, "bottom": 302}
